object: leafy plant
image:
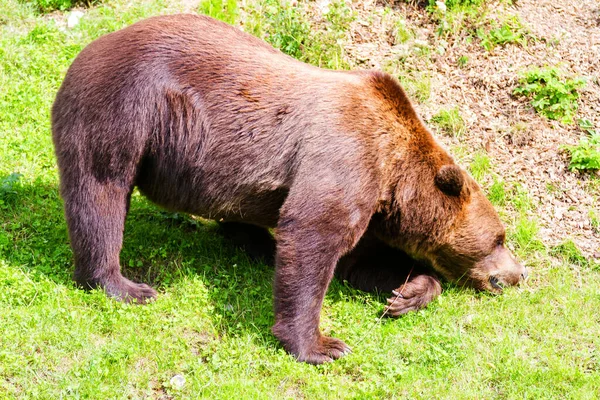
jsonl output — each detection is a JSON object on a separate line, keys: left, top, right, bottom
{"left": 513, "top": 67, "right": 585, "bottom": 124}
{"left": 0, "top": 173, "right": 22, "bottom": 196}
{"left": 564, "top": 135, "right": 600, "bottom": 171}
{"left": 562, "top": 119, "right": 600, "bottom": 171}
{"left": 199, "top": 0, "right": 239, "bottom": 25}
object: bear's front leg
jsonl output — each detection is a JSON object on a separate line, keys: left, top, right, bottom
{"left": 385, "top": 274, "right": 442, "bottom": 316}
{"left": 271, "top": 198, "right": 372, "bottom": 364}
{"left": 335, "top": 231, "right": 443, "bottom": 315}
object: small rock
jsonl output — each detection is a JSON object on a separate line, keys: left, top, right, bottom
{"left": 67, "top": 11, "right": 84, "bottom": 29}
{"left": 170, "top": 374, "right": 185, "bottom": 390}
{"left": 414, "top": 39, "right": 429, "bottom": 48}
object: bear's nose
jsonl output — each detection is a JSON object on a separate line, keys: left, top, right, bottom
{"left": 520, "top": 267, "right": 528, "bottom": 280}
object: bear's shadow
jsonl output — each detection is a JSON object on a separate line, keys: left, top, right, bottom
{"left": 2, "top": 182, "right": 392, "bottom": 342}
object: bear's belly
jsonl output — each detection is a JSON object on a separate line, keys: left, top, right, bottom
{"left": 135, "top": 153, "right": 289, "bottom": 228}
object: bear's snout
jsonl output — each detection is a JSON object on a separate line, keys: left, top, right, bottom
{"left": 483, "top": 248, "right": 528, "bottom": 292}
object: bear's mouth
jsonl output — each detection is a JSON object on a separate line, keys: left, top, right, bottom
{"left": 489, "top": 276, "right": 504, "bottom": 291}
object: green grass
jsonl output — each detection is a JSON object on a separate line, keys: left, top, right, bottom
{"left": 1, "top": 0, "right": 600, "bottom": 398}
{"left": 468, "top": 151, "right": 491, "bottom": 182}
{"left": 431, "top": 106, "right": 466, "bottom": 137}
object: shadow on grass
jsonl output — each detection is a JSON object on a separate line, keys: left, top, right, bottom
{"left": 0, "top": 179, "right": 388, "bottom": 341}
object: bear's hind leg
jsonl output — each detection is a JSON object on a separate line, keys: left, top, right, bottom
{"left": 62, "top": 179, "right": 157, "bottom": 302}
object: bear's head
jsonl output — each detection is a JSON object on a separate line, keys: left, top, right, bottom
{"left": 382, "top": 162, "right": 527, "bottom": 293}
{"left": 429, "top": 164, "right": 528, "bottom": 292}
{"left": 364, "top": 70, "right": 526, "bottom": 292}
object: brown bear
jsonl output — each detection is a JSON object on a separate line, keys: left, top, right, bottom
{"left": 51, "top": 14, "right": 527, "bottom": 364}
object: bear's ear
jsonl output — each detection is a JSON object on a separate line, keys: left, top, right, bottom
{"left": 435, "top": 164, "right": 464, "bottom": 196}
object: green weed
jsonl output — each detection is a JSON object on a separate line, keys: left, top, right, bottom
{"left": 429, "top": 0, "right": 485, "bottom": 10}
{"left": 399, "top": 72, "right": 432, "bottom": 103}
{"left": 431, "top": 107, "right": 466, "bottom": 136}
{"left": 428, "top": 0, "right": 487, "bottom": 37}
{"left": 477, "top": 16, "right": 526, "bottom": 51}
{"left": 513, "top": 67, "right": 585, "bottom": 124}
{"left": 199, "top": 0, "right": 238, "bottom": 25}
{"left": 589, "top": 209, "right": 599, "bottom": 233}
{"left": 383, "top": 58, "right": 432, "bottom": 103}
{"left": 393, "top": 18, "right": 413, "bottom": 44}
{"left": 545, "top": 182, "right": 561, "bottom": 194}
{"left": 457, "top": 55, "right": 469, "bottom": 67}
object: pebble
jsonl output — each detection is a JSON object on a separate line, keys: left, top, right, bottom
{"left": 170, "top": 374, "right": 185, "bottom": 390}
{"left": 67, "top": 11, "right": 84, "bottom": 28}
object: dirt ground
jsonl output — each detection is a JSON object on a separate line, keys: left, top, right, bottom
{"left": 343, "top": 0, "right": 600, "bottom": 259}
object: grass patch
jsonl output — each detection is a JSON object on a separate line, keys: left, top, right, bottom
{"left": 550, "top": 240, "right": 592, "bottom": 269}
{"left": 428, "top": 0, "right": 488, "bottom": 37}
{"left": 393, "top": 18, "right": 413, "bottom": 44}
{"left": 431, "top": 106, "right": 466, "bottom": 137}
{"left": 198, "top": 0, "right": 238, "bottom": 25}
{"left": 510, "top": 183, "right": 534, "bottom": 215}
{"left": 24, "top": 0, "right": 104, "bottom": 13}
{"left": 513, "top": 67, "right": 585, "bottom": 124}
{"left": 399, "top": 71, "right": 432, "bottom": 103}
{"left": 511, "top": 216, "right": 545, "bottom": 253}
{"left": 487, "top": 177, "right": 506, "bottom": 206}
{"left": 243, "top": 0, "right": 354, "bottom": 69}
{"left": 468, "top": 151, "right": 491, "bottom": 182}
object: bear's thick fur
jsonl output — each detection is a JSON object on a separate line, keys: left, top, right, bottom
{"left": 52, "top": 14, "right": 527, "bottom": 364}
